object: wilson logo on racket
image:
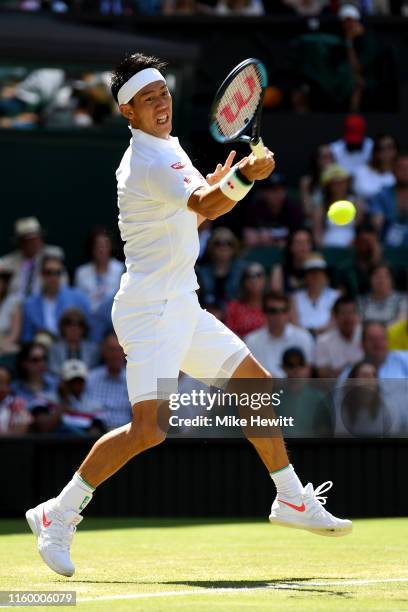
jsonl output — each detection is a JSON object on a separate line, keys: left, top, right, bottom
{"left": 219, "top": 75, "right": 256, "bottom": 124}
{"left": 171, "top": 162, "right": 186, "bottom": 170}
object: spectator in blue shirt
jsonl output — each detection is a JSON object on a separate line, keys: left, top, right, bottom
{"left": 87, "top": 333, "right": 131, "bottom": 430}
{"left": 369, "top": 153, "right": 408, "bottom": 246}
{"left": 22, "top": 255, "right": 91, "bottom": 342}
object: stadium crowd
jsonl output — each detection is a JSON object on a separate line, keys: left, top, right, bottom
{"left": 0, "top": 114, "right": 407, "bottom": 438}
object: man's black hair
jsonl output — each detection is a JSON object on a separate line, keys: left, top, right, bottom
{"left": 332, "top": 295, "right": 357, "bottom": 315}
{"left": 111, "top": 53, "right": 168, "bottom": 103}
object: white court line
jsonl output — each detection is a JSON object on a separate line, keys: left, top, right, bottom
{"left": 78, "top": 578, "right": 408, "bottom": 603}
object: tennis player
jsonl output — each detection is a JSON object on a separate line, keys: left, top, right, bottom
{"left": 26, "top": 53, "right": 352, "bottom": 577}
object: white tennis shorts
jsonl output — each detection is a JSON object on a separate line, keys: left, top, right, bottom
{"left": 112, "top": 291, "right": 249, "bottom": 405}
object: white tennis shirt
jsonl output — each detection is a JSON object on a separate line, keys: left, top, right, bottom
{"left": 115, "top": 128, "right": 208, "bottom": 303}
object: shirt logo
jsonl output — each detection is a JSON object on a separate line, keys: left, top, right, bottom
{"left": 171, "top": 162, "right": 186, "bottom": 170}
{"left": 184, "top": 176, "right": 192, "bottom": 184}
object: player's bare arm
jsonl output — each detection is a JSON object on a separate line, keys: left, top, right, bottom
{"left": 188, "top": 149, "right": 275, "bottom": 220}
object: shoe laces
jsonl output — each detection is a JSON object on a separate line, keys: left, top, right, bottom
{"left": 42, "top": 508, "right": 82, "bottom": 551}
{"left": 303, "top": 481, "right": 333, "bottom": 517}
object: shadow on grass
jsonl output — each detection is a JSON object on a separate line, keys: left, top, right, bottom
{"left": 0, "top": 517, "right": 263, "bottom": 535}
{"left": 70, "top": 578, "right": 349, "bottom": 597}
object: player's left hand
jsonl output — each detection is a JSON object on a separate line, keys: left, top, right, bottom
{"left": 206, "top": 150, "right": 237, "bottom": 185}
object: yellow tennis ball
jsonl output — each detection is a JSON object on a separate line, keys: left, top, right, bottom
{"left": 327, "top": 200, "right": 356, "bottom": 225}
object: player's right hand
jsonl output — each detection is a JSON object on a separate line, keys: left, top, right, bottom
{"left": 238, "top": 149, "right": 275, "bottom": 182}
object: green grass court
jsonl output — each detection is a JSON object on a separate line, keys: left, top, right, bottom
{"left": 1, "top": 518, "right": 407, "bottom": 610}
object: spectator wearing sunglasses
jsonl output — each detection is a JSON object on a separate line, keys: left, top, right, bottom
{"left": 48, "top": 308, "right": 100, "bottom": 376}
{"left": 197, "top": 227, "right": 245, "bottom": 310}
{"left": 13, "top": 342, "right": 58, "bottom": 411}
{"left": 225, "top": 262, "right": 267, "bottom": 338}
{"left": 21, "top": 255, "right": 91, "bottom": 343}
{"left": 244, "top": 291, "right": 314, "bottom": 376}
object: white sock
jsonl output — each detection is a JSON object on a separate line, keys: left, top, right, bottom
{"left": 270, "top": 464, "right": 303, "bottom": 500}
{"left": 56, "top": 472, "right": 95, "bottom": 513}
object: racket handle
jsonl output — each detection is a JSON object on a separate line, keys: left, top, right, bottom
{"left": 250, "top": 138, "right": 266, "bottom": 159}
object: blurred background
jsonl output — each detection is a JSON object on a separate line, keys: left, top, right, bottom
{"left": 0, "top": 1, "right": 407, "bottom": 519}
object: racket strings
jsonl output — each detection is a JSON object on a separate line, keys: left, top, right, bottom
{"left": 214, "top": 64, "right": 263, "bottom": 139}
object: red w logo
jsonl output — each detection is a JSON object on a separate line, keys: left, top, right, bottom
{"left": 219, "top": 75, "right": 256, "bottom": 124}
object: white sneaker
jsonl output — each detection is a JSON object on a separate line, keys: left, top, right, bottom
{"left": 269, "top": 481, "right": 352, "bottom": 537}
{"left": 25, "top": 499, "right": 82, "bottom": 576}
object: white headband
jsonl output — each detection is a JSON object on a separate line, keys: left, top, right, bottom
{"left": 117, "top": 68, "right": 166, "bottom": 106}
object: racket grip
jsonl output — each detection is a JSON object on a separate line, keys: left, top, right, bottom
{"left": 250, "top": 138, "right": 266, "bottom": 159}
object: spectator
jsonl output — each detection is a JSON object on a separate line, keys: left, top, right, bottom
{"left": 346, "top": 321, "right": 408, "bottom": 378}
{"left": 0, "top": 217, "right": 65, "bottom": 298}
{"left": 337, "top": 7, "right": 391, "bottom": 112}
{"left": 48, "top": 308, "right": 100, "bottom": 376}
{"left": 244, "top": 291, "right": 314, "bottom": 376}
{"left": 74, "top": 227, "right": 124, "bottom": 313}
{"left": 279, "top": 348, "right": 333, "bottom": 437}
{"left": 13, "top": 342, "right": 58, "bottom": 410}
{"left": 299, "top": 144, "right": 335, "bottom": 219}
{"left": 353, "top": 133, "right": 398, "bottom": 199}
{"left": 58, "top": 360, "right": 106, "bottom": 436}
{"left": 313, "top": 163, "right": 361, "bottom": 247}
{"left": 387, "top": 318, "right": 408, "bottom": 350}
{"left": 292, "top": 253, "right": 340, "bottom": 336}
{"left": 337, "top": 360, "right": 390, "bottom": 437}
{"left": 0, "top": 366, "right": 32, "bottom": 434}
{"left": 335, "top": 222, "right": 383, "bottom": 296}
{"left": 369, "top": 152, "right": 408, "bottom": 246}
{"left": 225, "top": 262, "right": 267, "bottom": 338}
{"left": 90, "top": 293, "right": 115, "bottom": 343}
{"left": 243, "top": 174, "right": 305, "bottom": 247}
{"left": 213, "top": 0, "right": 265, "bottom": 14}
{"left": 22, "top": 255, "right": 91, "bottom": 342}
{"left": 197, "top": 227, "right": 245, "bottom": 309}
{"left": 283, "top": 0, "right": 329, "bottom": 16}
{"left": 87, "top": 333, "right": 131, "bottom": 430}
{"left": 314, "top": 296, "right": 363, "bottom": 378}
{"left": 270, "top": 228, "right": 314, "bottom": 294}
{"left": 358, "top": 263, "right": 407, "bottom": 325}
{"left": 330, "top": 114, "right": 373, "bottom": 177}
{"left": 162, "top": 0, "right": 198, "bottom": 13}
{"left": 0, "top": 264, "right": 21, "bottom": 356}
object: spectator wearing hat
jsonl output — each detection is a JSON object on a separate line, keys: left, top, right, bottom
{"left": 86, "top": 333, "right": 131, "bottom": 430}
{"left": 292, "top": 253, "right": 340, "bottom": 336}
{"left": 58, "top": 359, "right": 106, "bottom": 436}
{"left": 244, "top": 291, "right": 314, "bottom": 376}
{"left": 243, "top": 173, "right": 305, "bottom": 248}
{"left": 358, "top": 263, "right": 407, "bottom": 326}
{"left": 74, "top": 227, "right": 124, "bottom": 313}
{"left": 0, "top": 217, "right": 65, "bottom": 299}
{"left": 225, "top": 262, "right": 267, "bottom": 338}
{"left": 48, "top": 308, "right": 100, "bottom": 376}
{"left": 0, "top": 264, "right": 21, "bottom": 356}
{"left": 313, "top": 163, "right": 362, "bottom": 247}
{"left": 337, "top": 7, "right": 390, "bottom": 112}
{"left": 22, "top": 255, "right": 91, "bottom": 343}
{"left": 197, "top": 227, "right": 245, "bottom": 310}
{"left": 369, "top": 152, "right": 408, "bottom": 246}
{"left": 279, "top": 348, "right": 333, "bottom": 437}
{"left": 0, "top": 366, "right": 32, "bottom": 434}
{"left": 330, "top": 115, "right": 373, "bottom": 177}
{"left": 314, "top": 296, "right": 363, "bottom": 378}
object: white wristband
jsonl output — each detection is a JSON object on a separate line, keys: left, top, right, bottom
{"left": 219, "top": 167, "right": 254, "bottom": 201}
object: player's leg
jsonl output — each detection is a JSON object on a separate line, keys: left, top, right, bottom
{"left": 25, "top": 400, "right": 168, "bottom": 577}
{"left": 229, "top": 353, "right": 289, "bottom": 473}
{"left": 182, "top": 301, "right": 352, "bottom": 537}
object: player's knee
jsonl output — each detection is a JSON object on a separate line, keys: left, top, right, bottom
{"left": 129, "top": 402, "right": 167, "bottom": 450}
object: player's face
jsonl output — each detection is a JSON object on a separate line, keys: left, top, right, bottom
{"left": 126, "top": 81, "right": 172, "bottom": 139}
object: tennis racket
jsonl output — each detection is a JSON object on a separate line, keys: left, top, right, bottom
{"left": 209, "top": 58, "right": 268, "bottom": 159}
